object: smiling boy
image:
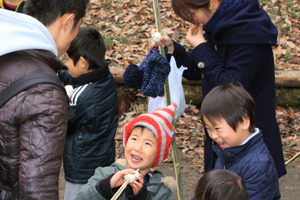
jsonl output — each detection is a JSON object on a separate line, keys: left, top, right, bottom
{"left": 75, "top": 104, "right": 177, "bottom": 200}
{"left": 200, "top": 83, "right": 280, "bottom": 200}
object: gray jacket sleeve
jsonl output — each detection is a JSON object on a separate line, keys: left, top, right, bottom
{"left": 75, "top": 167, "right": 109, "bottom": 200}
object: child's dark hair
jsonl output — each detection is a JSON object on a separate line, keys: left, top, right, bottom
{"left": 172, "top": 0, "right": 219, "bottom": 23}
{"left": 24, "top": 0, "right": 89, "bottom": 29}
{"left": 194, "top": 169, "right": 248, "bottom": 200}
{"left": 67, "top": 27, "right": 106, "bottom": 70}
{"left": 200, "top": 83, "right": 256, "bottom": 133}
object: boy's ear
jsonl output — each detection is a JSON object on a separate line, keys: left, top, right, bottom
{"left": 79, "top": 56, "right": 89, "bottom": 69}
{"left": 241, "top": 116, "right": 250, "bottom": 130}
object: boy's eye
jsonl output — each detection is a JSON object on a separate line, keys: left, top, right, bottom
{"left": 145, "top": 142, "right": 152, "bottom": 146}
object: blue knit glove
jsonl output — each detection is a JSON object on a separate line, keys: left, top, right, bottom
{"left": 123, "top": 47, "right": 170, "bottom": 98}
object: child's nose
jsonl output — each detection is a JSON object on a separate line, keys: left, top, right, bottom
{"left": 134, "top": 142, "right": 143, "bottom": 152}
{"left": 210, "top": 131, "right": 218, "bottom": 140}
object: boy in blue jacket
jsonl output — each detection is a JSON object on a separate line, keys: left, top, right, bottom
{"left": 200, "top": 83, "right": 280, "bottom": 200}
{"left": 75, "top": 104, "right": 177, "bottom": 200}
{"left": 58, "top": 27, "right": 119, "bottom": 200}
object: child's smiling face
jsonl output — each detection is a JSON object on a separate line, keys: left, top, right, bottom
{"left": 204, "top": 116, "right": 251, "bottom": 149}
{"left": 125, "top": 127, "right": 157, "bottom": 175}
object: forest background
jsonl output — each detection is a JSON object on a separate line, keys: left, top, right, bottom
{"left": 59, "top": 0, "right": 300, "bottom": 199}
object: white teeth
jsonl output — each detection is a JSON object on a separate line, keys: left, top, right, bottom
{"left": 132, "top": 155, "right": 142, "bottom": 160}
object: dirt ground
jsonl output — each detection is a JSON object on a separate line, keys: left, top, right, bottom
{"left": 59, "top": 153, "right": 300, "bottom": 200}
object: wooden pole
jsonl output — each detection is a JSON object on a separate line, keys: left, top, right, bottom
{"left": 152, "top": 1, "right": 184, "bottom": 199}
{"left": 285, "top": 151, "right": 300, "bottom": 166}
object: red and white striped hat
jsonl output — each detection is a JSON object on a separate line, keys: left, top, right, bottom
{"left": 123, "top": 103, "right": 177, "bottom": 167}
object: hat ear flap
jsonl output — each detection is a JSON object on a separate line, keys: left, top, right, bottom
{"left": 123, "top": 64, "right": 144, "bottom": 88}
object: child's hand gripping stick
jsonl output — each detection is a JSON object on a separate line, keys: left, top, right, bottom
{"left": 110, "top": 169, "right": 140, "bottom": 200}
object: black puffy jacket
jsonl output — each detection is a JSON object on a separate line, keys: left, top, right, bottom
{"left": 58, "top": 67, "right": 119, "bottom": 184}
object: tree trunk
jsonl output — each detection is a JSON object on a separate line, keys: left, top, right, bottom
{"left": 111, "top": 67, "right": 300, "bottom": 112}
{"left": 275, "top": 71, "right": 300, "bottom": 87}
{"left": 110, "top": 67, "right": 300, "bottom": 87}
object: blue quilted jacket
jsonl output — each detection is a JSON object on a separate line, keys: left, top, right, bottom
{"left": 213, "top": 129, "right": 281, "bottom": 200}
{"left": 58, "top": 67, "right": 119, "bottom": 184}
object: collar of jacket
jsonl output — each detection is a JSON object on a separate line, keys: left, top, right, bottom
{"left": 204, "top": 0, "right": 245, "bottom": 33}
{"left": 213, "top": 129, "right": 264, "bottom": 167}
{"left": 203, "top": 0, "right": 278, "bottom": 45}
{"left": 70, "top": 64, "right": 110, "bottom": 86}
{"left": 0, "top": 0, "right": 26, "bottom": 12}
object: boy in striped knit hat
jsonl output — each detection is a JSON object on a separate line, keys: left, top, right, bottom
{"left": 76, "top": 104, "right": 177, "bottom": 200}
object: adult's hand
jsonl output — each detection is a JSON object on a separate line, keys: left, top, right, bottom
{"left": 186, "top": 24, "right": 206, "bottom": 48}
{"left": 151, "top": 29, "right": 174, "bottom": 54}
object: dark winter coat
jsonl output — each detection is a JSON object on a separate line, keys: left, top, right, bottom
{"left": 0, "top": 50, "right": 68, "bottom": 200}
{"left": 0, "top": 10, "right": 68, "bottom": 200}
{"left": 168, "top": 0, "right": 286, "bottom": 178}
{"left": 58, "top": 67, "right": 119, "bottom": 184}
{"left": 213, "top": 129, "right": 281, "bottom": 200}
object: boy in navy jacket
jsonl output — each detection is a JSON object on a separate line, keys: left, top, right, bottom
{"left": 200, "top": 83, "right": 280, "bottom": 200}
{"left": 58, "top": 27, "right": 119, "bottom": 200}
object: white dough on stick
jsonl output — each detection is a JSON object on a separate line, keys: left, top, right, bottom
{"left": 152, "top": 32, "right": 162, "bottom": 43}
{"left": 123, "top": 169, "right": 140, "bottom": 183}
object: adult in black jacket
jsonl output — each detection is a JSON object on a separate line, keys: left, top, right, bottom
{"left": 58, "top": 27, "right": 119, "bottom": 200}
{"left": 152, "top": 0, "right": 286, "bottom": 178}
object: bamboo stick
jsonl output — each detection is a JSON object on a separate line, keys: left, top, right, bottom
{"left": 152, "top": 0, "right": 184, "bottom": 199}
{"left": 111, "top": 179, "right": 130, "bottom": 200}
{"left": 285, "top": 151, "right": 300, "bottom": 166}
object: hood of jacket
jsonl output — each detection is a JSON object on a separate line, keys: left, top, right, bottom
{"left": 0, "top": 9, "right": 57, "bottom": 56}
{"left": 204, "top": 0, "right": 278, "bottom": 45}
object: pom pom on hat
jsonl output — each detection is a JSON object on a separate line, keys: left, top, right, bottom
{"left": 123, "top": 47, "right": 170, "bottom": 97}
{"left": 123, "top": 64, "right": 143, "bottom": 89}
{"left": 123, "top": 103, "right": 177, "bottom": 167}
